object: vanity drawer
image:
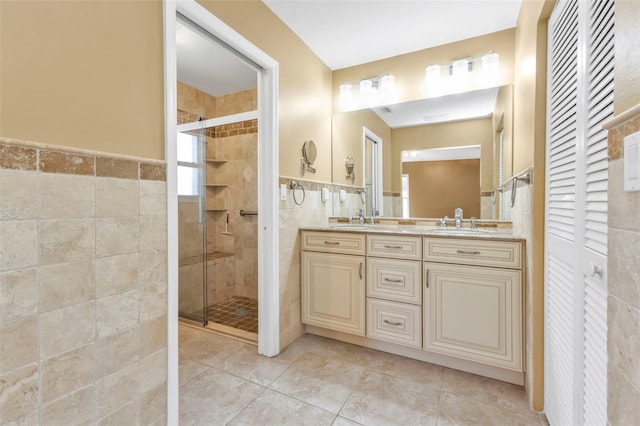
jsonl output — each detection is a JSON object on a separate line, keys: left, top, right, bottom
{"left": 367, "top": 258, "right": 421, "bottom": 305}
{"left": 302, "top": 231, "right": 366, "bottom": 255}
{"left": 423, "top": 238, "right": 522, "bottom": 269}
{"left": 367, "top": 235, "right": 422, "bottom": 260}
{"left": 366, "top": 298, "right": 422, "bottom": 348}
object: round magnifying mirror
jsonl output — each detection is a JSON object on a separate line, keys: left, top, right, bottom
{"left": 302, "top": 140, "right": 317, "bottom": 166}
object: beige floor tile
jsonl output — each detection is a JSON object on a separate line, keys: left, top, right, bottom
{"left": 438, "top": 391, "right": 540, "bottom": 426}
{"left": 441, "top": 368, "right": 530, "bottom": 413}
{"left": 228, "top": 389, "right": 335, "bottom": 425}
{"left": 340, "top": 370, "right": 439, "bottom": 426}
{"left": 179, "top": 356, "right": 210, "bottom": 386}
{"left": 219, "top": 344, "right": 293, "bottom": 387}
{"left": 269, "top": 352, "right": 366, "bottom": 414}
{"left": 365, "top": 352, "right": 445, "bottom": 387}
{"left": 332, "top": 416, "right": 364, "bottom": 426}
{"left": 179, "top": 368, "right": 265, "bottom": 426}
{"left": 179, "top": 325, "right": 251, "bottom": 366}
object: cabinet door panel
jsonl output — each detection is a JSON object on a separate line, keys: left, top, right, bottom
{"left": 424, "top": 263, "right": 522, "bottom": 370}
{"left": 302, "top": 252, "right": 365, "bottom": 336}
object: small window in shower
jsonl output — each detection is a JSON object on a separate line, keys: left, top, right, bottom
{"left": 177, "top": 132, "right": 201, "bottom": 196}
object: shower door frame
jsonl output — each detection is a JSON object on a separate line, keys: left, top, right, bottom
{"left": 164, "top": 1, "right": 280, "bottom": 423}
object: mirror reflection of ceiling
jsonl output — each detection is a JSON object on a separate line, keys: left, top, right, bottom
{"left": 373, "top": 87, "right": 499, "bottom": 128}
{"left": 263, "top": 1, "right": 523, "bottom": 70}
{"left": 176, "top": 19, "right": 256, "bottom": 97}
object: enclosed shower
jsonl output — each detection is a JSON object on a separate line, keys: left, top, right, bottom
{"left": 177, "top": 106, "right": 259, "bottom": 340}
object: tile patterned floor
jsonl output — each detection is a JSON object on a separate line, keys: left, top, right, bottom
{"left": 179, "top": 324, "right": 547, "bottom": 425}
{"left": 207, "top": 296, "right": 258, "bottom": 334}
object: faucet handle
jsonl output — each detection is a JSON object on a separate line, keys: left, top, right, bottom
{"left": 470, "top": 217, "right": 477, "bottom": 229}
{"left": 440, "top": 216, "right": 448, "bottom": 228}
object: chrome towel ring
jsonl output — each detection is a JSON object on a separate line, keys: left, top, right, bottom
{"left": 290, "top": 180, "right": 306, "bottom": 206}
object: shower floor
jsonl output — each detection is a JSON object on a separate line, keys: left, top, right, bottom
{"left": 207, "top": 296, "right": 258, "bottom": 335}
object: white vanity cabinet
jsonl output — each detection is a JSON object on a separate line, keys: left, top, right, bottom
{"left": 423, "top": 238, "right": 523, "bottom": 371}
{"left": 301, "top": 232, "right": 366, "bottom": 336}
{"left": 366, "top": 235, "right": 422, "bottom": 348}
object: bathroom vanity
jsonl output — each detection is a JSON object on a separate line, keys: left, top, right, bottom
{"left": 300, "top": 224, "right": 525, "bottom": 385}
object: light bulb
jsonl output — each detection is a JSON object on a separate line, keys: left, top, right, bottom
{"left": 380, "top": 74, "right": 395, "bottom": 92}
{"left": 481, "top": 52, "right": 500, "bottom": 77}
{"left": 425, "top": 65, "right": 441, "bottom": 84}
{"left": 452, "top": 59, "right": 469, "bottom": 77}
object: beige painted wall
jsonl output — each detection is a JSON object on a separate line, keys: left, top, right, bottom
{"left": 0, "top": 1, "right": 165, "bottom": 159}
{"left": 512, "top": 0, "right": 555, "bottom": 412}
{"left": 333, "top": 29, "right": 515, "bottom": 112}
{"left": 403, "top": 159, "right": 480, "bottom": 218}
{"left": 198, "top": 1, "right": 333, "bottom": 183}
{"left": 390, "top": 118, "right": 494, "bottom": 193}
{"left": 331, "top": 109, "right": 391, "bottom": 189}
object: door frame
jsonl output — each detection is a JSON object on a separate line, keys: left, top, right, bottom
{"left": 362, "top": 126, "right": 384, "bottom": 215}
{"left": 164, "top": 1, "right": 280, "bottom": 423}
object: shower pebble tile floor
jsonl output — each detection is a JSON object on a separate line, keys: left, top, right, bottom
{"left": 179, "top": 324, "right": 547, "bottom": 425}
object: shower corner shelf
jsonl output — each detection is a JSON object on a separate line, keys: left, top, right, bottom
{"left": 205, "top": 208, "right": 228, "bottom": 212}
{"left": 206, "top": 158, "right": 228, "bottom": 164}
{"left": 206, "top": 183, "right": 230, "bottom": 188}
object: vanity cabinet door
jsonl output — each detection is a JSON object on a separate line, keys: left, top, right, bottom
{"left": 423, "top": 262, "right": 523, "bottom": 371}
{"left": 302, "top": 251, "right": 365, "bottom": 336}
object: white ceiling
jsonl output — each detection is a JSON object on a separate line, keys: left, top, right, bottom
{"left": 177, "top": 1, "right": 521, "bottom": 125}
{"left": 176, "top": 19, "right": 257, "bottom": 97}
{"left": 263, "top": 0, "right": 523, "bottom": 70}
{"left": 373, "top": 86, "right": 499, "bottom": 128}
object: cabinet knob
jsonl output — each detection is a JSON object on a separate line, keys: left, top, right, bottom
{"left": 589, "top": 262, "right": 604, "bottom": 278}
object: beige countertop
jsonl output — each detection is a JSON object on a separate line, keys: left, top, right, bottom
{"left": 300, "top": 224, "right": 525, "bottom": 242}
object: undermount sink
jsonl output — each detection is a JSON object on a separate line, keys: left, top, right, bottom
{"left": 429, "top": 228, "right": 497, "bottom": 235}
{"left": 329, "top": 224, "right": 377, "bottom": 229}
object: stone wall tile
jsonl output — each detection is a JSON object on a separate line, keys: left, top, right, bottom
{"left": 96, "top": 253, "right": 138, "bottom": 298}
{"left": 39, "top": 173, "right": 95, "bottom": 218}
{"left": 0, "top": 316, "right": 37, "bottom": 374}
{"left": 39, "top": 260, "right": 95, "bottom": 313}
{"left": 0, "top": 220, "right": 38, "bottom": 271}
{"left": 96, "top": 400, "right": 139, "bottom": 426}
{"left": 140, "top": 180, "right": 167, "bottom": 215}
{"left": 0, "top": 268, "right": 37, "bottom": 323}
{"left": 96, "top": 327, "right": 139, "bottom": 379}
{"left": 41, "top": 344, "right": 95, "bottom": 403}
{"left": 96, "top": 362, "right": 139, "bottom": 419}
{"left": 39, "top": 301, "right": 95, "bottom": 358}
{"left": 0, "top": 169, "right": 38, "bottom": 220}
{"left": 96, "top": 290, "right": 139, "bottom": 338}
{"left": 0, "top": 363, "right": 38, "bottom": 423}
{"left": 139, "top": 214, "right": 167, "bottom": 252}
{"left": 139, "top": 348, "right": 167, "bottom": 394}
{"left": 96, "top": 217, "right": 138, "bottom": 257}
{"left": 40, "top": 385, "right": 95, "bottom": 425}
{"left": 39, "top": 219, "right": 94, "bottom": 265}
{"left": 96, "top": 177, "right": 139, "bottom": 218}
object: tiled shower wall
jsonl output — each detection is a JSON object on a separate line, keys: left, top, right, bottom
{"left": 0, "top": 139, "right": 168, "bottom": 425}
{"left": 605, "top": 110, "right": 640, "bottom": 424}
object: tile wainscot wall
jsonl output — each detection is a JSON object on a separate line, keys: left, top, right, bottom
{"left": 0, "top": 138, "right": 168, "bottom": 425}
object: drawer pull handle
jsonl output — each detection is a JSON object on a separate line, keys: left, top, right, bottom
{"left": 384, "top": 244, "right": 403, "bottom": 249}
{"left": 425, "top": 269, "right": 430, "bottom": 288}
{"left": 456, "top": 249, "right": 480, "bottom": 255}
{"left": 324, "top": 241, "right": 340, "bottom": 245}
{"left": 359, "top": 263, "right": 363, "bottom": 279}
{"left": 383, "top": 278, "right": 404, "bottom": 283}
{"left": 383, "top": 319, "right": 403, "bottom": 326}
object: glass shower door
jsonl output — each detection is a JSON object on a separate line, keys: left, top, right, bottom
{"left": 177, "top": 127, "right": 207, "bottom": 325}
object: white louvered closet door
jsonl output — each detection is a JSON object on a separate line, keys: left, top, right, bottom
{"left": 545, "top": 1, "right": 613, "bottom": 425}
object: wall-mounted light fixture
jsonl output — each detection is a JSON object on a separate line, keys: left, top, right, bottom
{"left": 424, "top": 51, "right": 500, "bottom": 88}
{"left": 339, "top": 74, "right": 396, "bottom": 106}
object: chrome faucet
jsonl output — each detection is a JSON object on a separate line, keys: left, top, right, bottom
{"left": 440, "top": 216, "right": 448, "bottom": 228}
{"left": 454, "top": 208, "right": 463, "bottom": 228}
{"left": 369, "top": 208, "right": 377, "bottom": 225}
{"left": 356, "top": 208, "right": 365, "bottom": 225}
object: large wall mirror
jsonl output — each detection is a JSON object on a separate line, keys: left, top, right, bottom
{"left": 331, "top": 85, "right": 513, "bottom": 220}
